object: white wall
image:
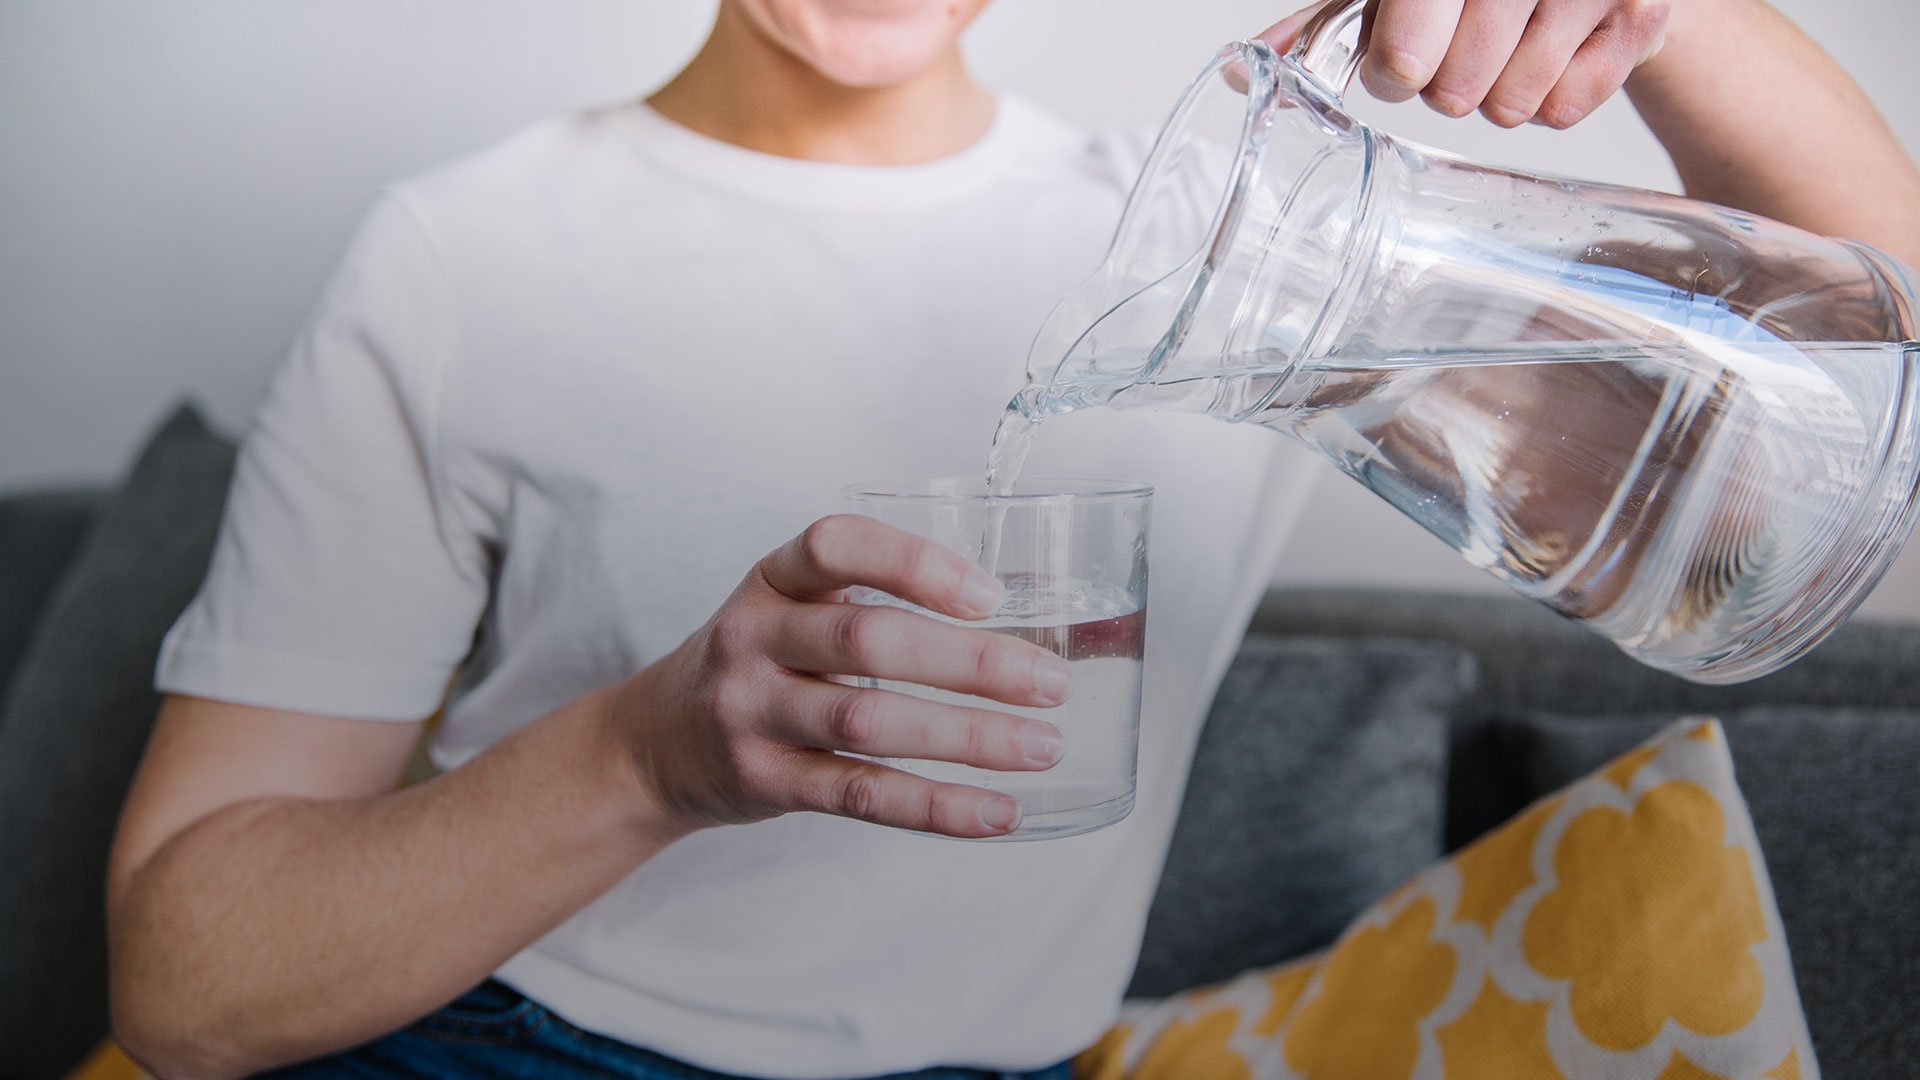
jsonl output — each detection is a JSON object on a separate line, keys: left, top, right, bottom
{"left": 1, "top": 0, "right": 1915, "bottom": 617}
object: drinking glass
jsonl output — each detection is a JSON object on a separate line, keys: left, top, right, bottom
{"left": 841, "top": 478, "right": 1152, "bottom": 840}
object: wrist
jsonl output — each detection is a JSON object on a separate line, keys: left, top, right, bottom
{"left": 1631, "top": 0, "right": 1745, "bottom": 90}
{"left": 575, "top": 679, "right": 703, "bottom": 849}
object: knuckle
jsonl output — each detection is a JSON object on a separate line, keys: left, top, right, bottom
{"left": 1583, "top": 19, "right": 1627, "bottom": 59}
{"left": 833, "top": 770, "right": 886, "bottom": 822}
{"left": 709, "top": 673, "right": 761, "bottom": 725}
{"left": 704, "top": 610, "right": 759, "bottom": 665}
{"left": 967, "top": 714, "right": 1013, "bottom": 764}
{"left": 970, "top": 636, "right": 1021, "bottom": 693}
{"left": 726, "top": 740, "right": 772, "bottom": 789}
{"left": 1617, "top": 0, "right": 1671, "bottom": 37}
{"left": 924, "top": 784, "right": 952, "bottom": 832}
{"left": 897, "top": 537, "right": 954, "bottom": 601}
{"left": 960, "top": 715, "right": 997, "bottom": 765}
{"left": 798, "top": 515, "right": 852, "bottom": 571}
{"left": 831, "top": 606, "right": 881, "bottom": 667}
{"left": 738, "top": 750, "right": 797, "bottom": 809}
{"left": 824, "top": 689, "right": 882, "bottom": 750}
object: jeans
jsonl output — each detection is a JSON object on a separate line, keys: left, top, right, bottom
{"left": 260, "top": 980, "right": 1076, "bottom": 1080}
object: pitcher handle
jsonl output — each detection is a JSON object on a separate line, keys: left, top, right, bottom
{"left": 1289, "top": 0, "right": 1371, "bottom": 98}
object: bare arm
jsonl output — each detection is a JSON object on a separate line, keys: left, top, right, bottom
{"left": 108, "top": 690, "right": 678, "bottom": 1078}
{"left": 1628, "top": 0, "right": 1920, "bottom": 266}
{"left": 109, "top": 516, "right": 1064, "bottom": 1079}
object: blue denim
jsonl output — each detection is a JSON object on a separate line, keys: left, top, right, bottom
{"left": 260, "top": 980, "right": 1076, "bottom": 1080}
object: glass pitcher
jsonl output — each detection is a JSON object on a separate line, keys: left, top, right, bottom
{"left": 1016, "top": 0, "right": 1920, "bottom": 684}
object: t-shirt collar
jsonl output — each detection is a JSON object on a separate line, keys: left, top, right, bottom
{"left": 618, "top": 96, "right": 1037, "bottom": 208}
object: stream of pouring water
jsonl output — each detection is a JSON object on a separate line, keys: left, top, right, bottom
{"left": 978, "top": 361, "right": 1184, "bottom": 572}
{"left": 979, "top": 390, "right": 1054, "bottom": 575}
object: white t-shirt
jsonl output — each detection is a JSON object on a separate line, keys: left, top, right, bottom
{"left": 158, "top": 98, "right": 1322, "bottom": 1076}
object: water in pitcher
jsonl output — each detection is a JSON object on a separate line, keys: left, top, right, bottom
{"left": 988, "top": 337, "right": 1907, "bottom": 669}
{"left": 855, "top": 575, "right": 1146, "bottom": 838}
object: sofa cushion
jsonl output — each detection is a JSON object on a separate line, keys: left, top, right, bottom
{"left": 1487, "top": 705, "right": 1918, "bottom": 1080}
{"left": 0, "top": 488, "right": 104, "bottom": 712}
{"left": 0, "top": 404, "right": 236, "bottom": 1080}
{"left": 1083, "top": 719, "right": 1818, "bottom": 1079}
{"left": 1127, "top": 637, "right": 1474, "bottom": 999}
{"left": 1252, "top": 587, "right": 1920, "bottom": 851}
{"left": 1252, "top": 588, "right": 1920, "bottom": 714}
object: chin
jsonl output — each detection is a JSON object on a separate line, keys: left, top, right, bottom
{"left": 741, "top": 0, "right": 991, "bottom": 87}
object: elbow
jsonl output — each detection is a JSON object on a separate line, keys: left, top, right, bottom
{"left": 110, "top": 965, "right": 255, "bottom": 1080}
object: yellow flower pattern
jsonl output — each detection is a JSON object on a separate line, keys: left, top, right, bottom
{"left": 1281, "top": 898, "right": 1457, "bottom": 1080}
{"left": 1252, "top": 961, "right": 1316, "bottom": 1037}
{"left": 1436, "top": 978, "right": 1559, "bottom": 1077}
{"left": 1133, "top": 1008, "right": 1252, "bottom": 1080}
{"left": 1073, "top": 1026, "right": 1132, "bottom": 1080}
{"left": 1451, "top": 795, "right": 1560, "bottom": 933}
{"left": 1523, "top": 780, "right": 1768, "bottom": 1049}
{"left": 1655, "top": 1051, "right": 1726, "bottom": 1079}
{"left": 1600, "top": 741, "right": 1661, "bottom": 791}
{"left": 1075, "top": 719, "right": 1820, "bottom": 1080}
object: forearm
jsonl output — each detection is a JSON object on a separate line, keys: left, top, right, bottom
{"left": 1627, "top": 0, "right": 1920, "bottom": 265}
{"left": 110, "top": 688, "right": 686, "bottom": 1079}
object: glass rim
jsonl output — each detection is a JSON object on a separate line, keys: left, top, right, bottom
{"left": 841, "top": 476, "right": 1154, "bottom": 505}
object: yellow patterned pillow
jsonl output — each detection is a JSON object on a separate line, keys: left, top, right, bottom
{"left": 1078, "top": 718, "right": 1817, "bottom": 1080}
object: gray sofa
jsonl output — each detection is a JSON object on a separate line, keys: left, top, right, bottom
{"left": 1, "top": 405, "right": 1914, "bottom": 1079}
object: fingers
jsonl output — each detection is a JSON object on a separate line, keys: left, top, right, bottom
{"left": 765, "top": 678, "right": 1065, "bottom": 772}
{"left": 1361, "top": 0, "right": 1468, "bottom": 103}
{"left": 1421, "top": 0, "right": 1537, "bottom": 117}
{"left": 785, "top": 753, "right": 1026, "bottom": 838}
{"left": 1530, "top": 2, "right": 1667, "bottom": 128}
{"left": 1480, "top": 2, "right": 1604, "bottom": 126}
{"left": 1342, "top": 0, "right": 1673, "bottom": 129}
{"left": 765, "top": 602, "right": 1071, "bottom": 707}
{"left": 759, "top": 515, "right": 1001, "bottom": 621}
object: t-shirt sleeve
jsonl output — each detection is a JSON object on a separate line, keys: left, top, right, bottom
{"left": 157, "top": 192, "right": 491, "bottom": 721}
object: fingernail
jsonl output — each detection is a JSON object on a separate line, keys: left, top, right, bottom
{"left": 978, "top": 798, "right": 1021, "bottom": 833}
{"left": 1032, "top": 656, "right": 1072, "bottom": 704}
{"left": 959, "top": 569, "right": 1004, "bottom": 617}
{"left": 1020, "top": 722, "right": 1065, "bottom": 766}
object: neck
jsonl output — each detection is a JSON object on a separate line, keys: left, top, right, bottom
{"left": 647, "top": 6, "right": 994, "bottom": 166}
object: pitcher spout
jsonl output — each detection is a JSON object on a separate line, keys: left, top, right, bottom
{"left": 1022, "top": 37, "right": 1375, "bottom": 423}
